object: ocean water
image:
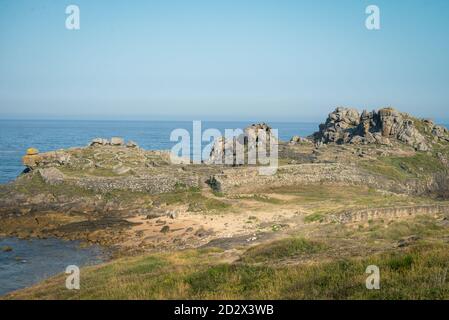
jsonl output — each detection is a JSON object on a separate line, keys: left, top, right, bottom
{"left": 0, "top": 120, "right": 318, "bottom": 184}
{"left": 0, "top": 237, "right": 106, "bottom": 296}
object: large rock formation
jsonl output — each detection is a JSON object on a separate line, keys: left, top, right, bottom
{"left": 310, "top": 107, "right": 431, "bottom": 151}
{"left": 207, "top": 123, "right": 277, "bottom": 165}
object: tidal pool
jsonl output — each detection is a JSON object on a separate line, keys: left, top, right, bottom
{"left": 0, "top": 237, "right": 106, "bottom": 296}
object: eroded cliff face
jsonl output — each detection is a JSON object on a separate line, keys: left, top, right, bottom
{"left": 309, "top": 107, "right": 445, "bottom": 151}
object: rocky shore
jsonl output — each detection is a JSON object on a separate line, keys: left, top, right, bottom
{"left": 1, "top": 107, "right": 449, "bottom": 256}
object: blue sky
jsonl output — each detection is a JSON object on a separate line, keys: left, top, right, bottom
{"left": 0, "top": 0, "right": 448, "bottom": 121}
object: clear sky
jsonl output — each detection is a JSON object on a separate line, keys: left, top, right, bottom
{"left": 0, "top": 0, "right": 448, "bottom": 122}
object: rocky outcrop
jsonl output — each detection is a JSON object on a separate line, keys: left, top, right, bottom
{"left": 289, "top": 136, "right": 312, "bottom": 145}
{"left": 89, "top": 137, "right": 139, "bottom": 148}
{"left": 18, "top": 140, "right": 205, "bottom": 195}
{"left": 311, "top": 107, "right": 431, "bottom": 151}
{"left": 110, "top": 137, "right": 125, "bottom": 146}
{"left": 38, "top": 168, "right": 65, "bottom": 185}
{"left": 207, "top": 123, "right": 277, "bottom": 165}
{"left": 432, "top": 125, "right": 449, "bottom": 142}
{"left": 23, "top": 150, "right": 71, "bottom": 170}
{"left": 90, "top": 138, "right": 110, "bottom": 146}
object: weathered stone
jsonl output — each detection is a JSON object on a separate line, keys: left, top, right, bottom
{"left": 311, "top": 107, "right": 430, "bottom": 151}
{"left": 38, "top": 167, "right": 65, "bottom": 185}
{"left": 111, "top": 137, "right": 124, "bottom": 146}
{"left": 432, "top": 125, "right": 449, "bottom": 142}
{"left": 90, "top": 138, "right": 109, "bottom": 146}
{"left": 126, "top": 140, "right": 138, "bottom": 148}
{"left": 22, "top": 154, "right": 42, "bottom": 168}
{"left": 289, "top": 135, "right": 312, "bottom": 145}
{"left": 168, "top": 211, "right": 178, "bottom": 219}
{"left": 23, "top": 150, "right": 71, "bottom": 169}
{"left": 207, "top": 123, "right": 277, "bottom": 165}
{"left": 290, "top": 136, "right": 301, "bottom": 144}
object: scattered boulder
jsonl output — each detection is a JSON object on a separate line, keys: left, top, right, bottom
{"left": 290, "top": 136, "right": 301, "bottom": 144}
{"left": 89, "top": 138, "right": 109, "bottom": 146}
{"left": 168, "top": 211, "right": 178, "bottom": 219}
{"left": 111, "top": 137, "right": 125, "bottom": 146}
{"left": 396, "top": 235, "right": 420, "bottom": 248}
{"left": 126, "top": 140, "right": 139, "bottom": 148}
{"left": 289, "top": 135, "right": 311, "bottom": 145}
{"left": 160, "top": 225, "right": 170, "bottom": 234}
{"left": 38, "top": 167, "right": 65, "bottom": 185}
{"left": 1, "top": 246, "right": 13, "bottom": 252}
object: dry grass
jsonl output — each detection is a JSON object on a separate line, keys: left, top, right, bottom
{"left": 5, "top": 242, "right": 449, "bottom": 300}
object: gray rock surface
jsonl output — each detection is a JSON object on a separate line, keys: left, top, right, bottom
{"left": 207, "top": 123, "right": 277, "bottom": 165}
{"left": 90, "top": 138, "right": 110, "bottom": 146}
{"left": 126, "top": 140, "right": 139, "bottom": 148}
{"left": 311, "top": 107, "right": 430, "bottom": 151}
{"left": 111, "top": 137, "right": 125, "bottom": 146}
{"left": 38, "top": 167, "right": 65, "bottom": 185}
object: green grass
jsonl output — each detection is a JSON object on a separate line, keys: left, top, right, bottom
{"left": 6, "top": 243, "right": 449, "bottom": 300}
{"left": 361, "top": 152, "right": 446, "bottom": 182}
{"left": 304, "top": 213, "right": 325, "bottom": 223}
{"left": 242, "top": 238, "right": 325, "bottom": 263}
{"left": 235, "top": 194, "right": 283, "bottom": 205}
{"left": 367, "top": 215, "right": 445, "bottom": 241}
{"left": 154, "top": 187, "right": 230, "bottom": 213}
{"left": 265, "top": 184, "right": 432, "bottom": 216}
{"left": 13, "top": 173, "right": 95, "bottom": 198}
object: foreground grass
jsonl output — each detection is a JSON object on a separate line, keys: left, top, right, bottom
{"left": 6, "top": 242, "right": 449, "bottom": 300}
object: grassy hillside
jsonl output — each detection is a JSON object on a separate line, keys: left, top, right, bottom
{"left": 5, "top": 241, "right": 449, "bottom": 300}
